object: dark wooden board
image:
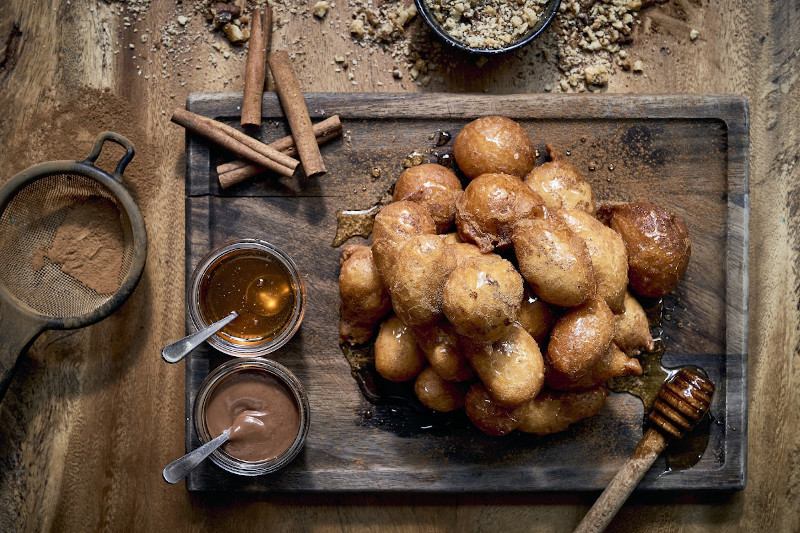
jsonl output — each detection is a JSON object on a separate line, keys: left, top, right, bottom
{"left": 183, "top": 93, "right": 748, "bottom": 492}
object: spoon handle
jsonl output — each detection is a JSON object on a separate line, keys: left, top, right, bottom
{"left": 161, "top": 312, "right": 238, "bottom": 363}
{"left": 162, "top": 428, "right": 231, "bottom": 484}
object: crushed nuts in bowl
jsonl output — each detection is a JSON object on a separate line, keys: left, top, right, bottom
{"left": 416, "top": 0, "right": 560, "bottom": 53}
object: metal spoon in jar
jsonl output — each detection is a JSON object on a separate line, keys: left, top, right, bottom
{"left": 162, "top": 428, "right": 231, "bottom": 484}
{"left": 161, "top": 311, "right": 238, "bottom": 363}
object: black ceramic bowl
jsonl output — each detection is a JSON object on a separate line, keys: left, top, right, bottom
{"left": 415, "top": 0, "right": 561, "bottom": 55}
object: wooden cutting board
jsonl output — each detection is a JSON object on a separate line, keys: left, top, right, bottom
{"left": 183, "top": 92, "right": 748, "bottom": 492}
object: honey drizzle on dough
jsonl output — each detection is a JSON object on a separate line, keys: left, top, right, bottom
{"left": 608, "top": 298, "right": 713, "bottom": 474}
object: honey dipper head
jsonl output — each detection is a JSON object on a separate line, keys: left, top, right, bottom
{"left": 648, "top": 368, "right": 715, "bottom": 439}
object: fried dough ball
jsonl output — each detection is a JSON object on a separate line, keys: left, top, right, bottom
{"left": 388, "top": 235, "right": 456, "bottom": 327}
{"left": 414, "top": 367, "right": 468, "bottom": 412}
{"left": 546, "top": 343, "right": 642, "bottom": 391}
{"left": 605, "top": 202, "right": 692, "bottom": 298}
{"left": 453, "top": 116, "right": 536, "bottom": 179}
{"left": 393, "top": 164, "right": 463, "bottom": 234}
{"left": 440, "top": 232, "right": 463, "bottom": 244}
{"left": 413, "top": 321, "right": 474, "bottom": 382}
{"left": 449, "top": 242, "right": 485, "bottom": 266}
{"left": 558, "top": 208, "right": 628, "bottom": 313}
{"left": 517, "top": 387, "right": 609, "bottom": 435}
{"left": 517, "top": 288, "right": 554, "bottom": 345}
{"left": 463, "top": 324, "right": 545, "bottom": 408}
{"left": 524, "top": 143, "right": 596, "bottom": 214}
{"left": 338, "top": 245, "right": 392, "bottom": 345}
{"left": 442, "top": 254, "right": 524, "bottom": 342}
{"left": 464, "top": 382, "right": 524, "bottom": 436}
{"left": 614, "top": 291, "right": 655, "bottom": 357}
{"left": 546, "top": 296, "right": 614, "bottom": 380}
{"left": 512, "top": 213, "right": 596, "bottom": 307}
{"left": 371, "top": 201, "right": 436, "bottom": 284}
{"left": 374, "top": 315, "right": 426, "bottom": 382}
{"left": 455, "top": 173, "right": 544, "bottom": 252}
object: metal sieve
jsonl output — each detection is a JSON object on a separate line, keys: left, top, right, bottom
{"left": 0, "top": 131, "right": 147, "bottom": 402}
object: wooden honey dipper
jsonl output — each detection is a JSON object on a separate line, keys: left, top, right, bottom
{"left": 574, "top": 368, "right": 715, "bottom": 533}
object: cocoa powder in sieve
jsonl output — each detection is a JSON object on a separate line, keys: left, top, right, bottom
{"left": 34, "top": 197, "right": 125, "bottom": 295}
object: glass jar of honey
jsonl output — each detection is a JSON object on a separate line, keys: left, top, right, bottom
{"left": 188, "top": 239, "right": 306, "bottom": 356}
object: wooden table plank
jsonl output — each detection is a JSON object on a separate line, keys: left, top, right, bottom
{"left": 0, "top": 0, "right": 797, "bottom": 529}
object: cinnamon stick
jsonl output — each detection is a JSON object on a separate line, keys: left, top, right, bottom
{"left": 171, "top": 107, "right": 298, "bottom": 178}
{"left": 263, "top": 6, "right": 273, "bottom": 85}
{"left": 268, "top": 50, "right": 326, "bottom": 178}
{"left": 218, "top": 116, "right": 342, "bottom": 188}
{"left": 204, "top": 113, "right": 299, "bottom": 169}
{"left": 241, "top": 8, "right": 266, "bottom": 128}
{"left": 218, "top": 115, "right": 340, "bottom": 172}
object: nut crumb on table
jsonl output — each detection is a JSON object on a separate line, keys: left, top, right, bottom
{"left": 114, "top": 0, "right": 658, "bottom": 95}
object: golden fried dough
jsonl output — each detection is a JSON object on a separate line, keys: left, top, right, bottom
{"left": 374, "top": 315, "right": 426, "bottom": 382}
{"left": 455, "top": 173, "right": 544, "bottom": 252}
{"left": 338, "top": 245, "right": 392, "bottom": 345}
{"left": 517, "top": 387, "right": 609, "bottom": 435}
{"left": 546, "top": 296, "right": 614, "bottom": 380}
{"left": 453, "top": 116, "right": 536, "bottom": 179}
{"left": 517, "top": 288, "right": 554, "bottom": 345}
{"left": 371, "top": 201, "right": 436, "bottom": 284}
{"left": 605, "top": 202, "right": 691, "bottom": 298}
{"left": 440, "top": 232, "right": 463, "bottom": 244}
{"left": 442, "top": 254, "right": 524, "bottom": 341}
{"left": 414, "top": 367, "right": 468, "bottom": 412}
{"left": 558, "top": 208, "right": 628, "bottom": 312}
{"left": 388, "top": 235, "right": 456, "bottom": 327}
{"left": 525, "top": 143, "right": 596, "bottom": 214}
{"left": 546, "top": 343, "right": 642, "bottom": 391}
{"left": 463, "top": 324, "right": 545, "bottom": 408}
{"left": 614, "top": 291, "right": 655, "bottom": 357}
{"left": 512, "top": 213, "right": 596, "bottom": 307}
{"left": 464, "top": 382, "right": 524, "bottom": 436}
{"left": 393, "top": 164, "right": 463, "bottom": 233}
{"left": 412, "top": 321, "right": 474, "bottom": 382}
{"left": 448, "top": 242, "right": 485, "bottom": 266}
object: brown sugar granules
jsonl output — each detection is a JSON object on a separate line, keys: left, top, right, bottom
{"left": 36, "top": 197, "right": 126, "bottom": 295}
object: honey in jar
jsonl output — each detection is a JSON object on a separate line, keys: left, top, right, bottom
{"left": 199, "top": 248, "right": 297, "bottom": 344}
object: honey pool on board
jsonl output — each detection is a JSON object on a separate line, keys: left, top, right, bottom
{"left": 342, "top": 296, "right": 714, "bottom": 473}
{"left": 199, "top": 249, "right": 296, "bottom": 343}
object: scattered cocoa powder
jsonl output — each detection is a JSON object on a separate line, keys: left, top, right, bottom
{"left": 35, "top": 197, "right": 126, "bottom": 295}
{"left": 1, "top": 87, "right": 159, "bottom": 212}
{"left": 31, "top": 247, "right": 47, "bottom": 271}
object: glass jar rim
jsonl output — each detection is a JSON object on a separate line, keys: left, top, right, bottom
{"left": 187, "top": 238, "right": 306, "bottom": 357}
{"left": 192, "top": 357, "right": 310, "bottom": 476}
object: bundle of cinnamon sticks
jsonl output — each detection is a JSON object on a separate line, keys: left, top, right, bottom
{"left": 170, "top": 7, "right": 342, "bottom": 189}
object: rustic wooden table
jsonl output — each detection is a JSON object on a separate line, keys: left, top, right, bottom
{"left": 0, "top": 0, "right": 797, "bottom": 531}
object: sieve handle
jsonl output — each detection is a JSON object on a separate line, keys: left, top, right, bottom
{"left": 0, "top": 299, "right": 44, "bottom": 403}
{"left": 82, "top": 131, "right": 135, "bottom": 180}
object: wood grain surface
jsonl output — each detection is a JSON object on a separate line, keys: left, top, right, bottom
{"left": 0, "top": 0, "right": 797, "bottom": 531}
{"left": 184, "top": 92, "right": 747, "bottom": 492}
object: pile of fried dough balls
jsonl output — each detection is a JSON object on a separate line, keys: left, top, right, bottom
{"left": 339, "top": 116, "right": 691, "bottom": 437}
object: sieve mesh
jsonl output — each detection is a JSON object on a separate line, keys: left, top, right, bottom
{"left": 0, "top": 174, "right": 136, "bottom": 318}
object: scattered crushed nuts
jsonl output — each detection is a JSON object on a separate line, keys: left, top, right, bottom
{"left": 222, "top": 22, "right": 249, "bottom": 44}
{"left": 313, "top": 1, "right": 329, "bottom": 19}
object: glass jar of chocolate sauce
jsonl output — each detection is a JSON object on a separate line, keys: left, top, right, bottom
{"left": 193, "top": 358, "right": 310, "bottom": 476}
{"left": 188, "top": 239, "right": 306, "bottom": 357}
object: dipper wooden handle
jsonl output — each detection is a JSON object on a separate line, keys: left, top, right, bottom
{"left": 574, "top": 368, "right": 715, "bottom": 533}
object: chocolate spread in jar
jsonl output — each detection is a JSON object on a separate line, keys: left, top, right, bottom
{"left": 204, "top": 370, "right": 301, "bottom": 463}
